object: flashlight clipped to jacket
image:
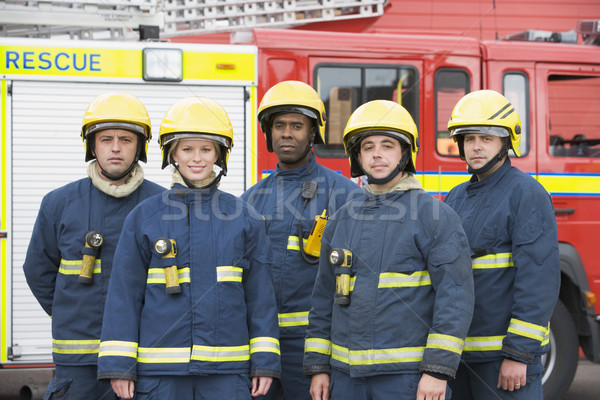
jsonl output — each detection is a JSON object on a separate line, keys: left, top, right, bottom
{"left": 330, "top": 248, "right": 352, "bottom": 306}
{"left": 154, "top": 238, "right": 181, "bottom": 295}
{"left": 79, "top": 231, "right": 103, "bottom": 284}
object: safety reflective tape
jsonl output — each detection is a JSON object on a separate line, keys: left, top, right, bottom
{"left": 542, "top": 325, "right": 550, "bottom": 346}
{"left": 472, "top": 253, "right": 513, "bottom": 269}
{"left": 426, "top": 334, "right": 464, "bottom": 355}
{"left": 217, "top": 266, "right": 243, "bottom": 282}
{"left": 378, "top": 271, "right": 431, "bottom": 288}
{"left": 99, "top": 340, "right": 138, "bottom": 358}
{"left": 304, "top": 338, "right": 332, "bottom": 356}
{"left": 0, "top": 46, "right": 256, "bottom": 82}
{"left": 278, "top": 311, "right": 309, "bottom": 327}
{"left": 58, "top": 259, "right": 101, "bottom": 275}
{"left": 191, "top": 344, "right": 250, "bottom": 362}
{"left": 332, "top": 343, "right": 424, "bottom": 365}
{"left": 287, "top": 236, "right": 307, "bottom": 251}
{"left": 507, "top": 318, "right": 549, "bottom": 342}
{"left": 419, "top": 171, "right": 600, "bottom": 197}
{"left": 463, "top": 336, "right": 505, "bottom": 351}
{"left": 350, "top": 276, "right": 356, "bottom": 292}
{"left": 137, "top": 347, "right": 191, "bottom": 363}
{"left": 146, "top": 267, "right": 190, "bottom": 284}
{"left": 52, "top": 338, "right": 100, "bottom": 354}
{"left": 250, "top": 337, "right": 280, "bottom": 355}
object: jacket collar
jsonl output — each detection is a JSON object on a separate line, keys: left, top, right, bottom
{"left": 171, "top": 182, "right": 218, "bottom": 204}
{"left": 467, "top": 158, "right": 512, "bottom": 193}
{"left": 274, "top": 151, "right": 318, "bottom": 180}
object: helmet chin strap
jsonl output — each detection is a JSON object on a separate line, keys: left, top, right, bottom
{"left": 98, "top": 155, "right": 138, "bottom": 182}
{"left": 172, "top": 163, "right": 223, "bottom": 189}
{"left": 467, "top": 141, "right": 510, "bottom": 175}
{"left": 364, "top": 151, "right": 410, "bottom": 185}
{"left": 292, "top": 143, "right": 313, "bottom": 165}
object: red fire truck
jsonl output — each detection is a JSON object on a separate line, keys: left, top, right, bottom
{"left": 232, "top": 26, "right": 600, "bottom": 400}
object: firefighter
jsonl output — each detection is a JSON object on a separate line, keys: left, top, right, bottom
{"left": 444, "top": 90, "right": 560, "bottom": 399}
{"left": 304, "top": 100, "right": 475, "bottom": 400}
{"left": 97, "top": 97, "right": 281, "bottom": 399}
{"left": 22, "top": 92, "right": 165, "bottom": 399}
{"left": 241, "top": 81, "right": 358, "bottom": 400}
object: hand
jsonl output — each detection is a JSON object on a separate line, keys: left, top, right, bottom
{"left": 251, "top": 376, "right": 273, "bottom": 397}
{"left": 417, "top": 374, "right": 447, "bottom": 400}
{"left": 309, "top": 373, "right": 330, "bottom": 400}
{"left": 110, "top": 378, "right": 135, "bottom": 399}
{"left": 497, "top": 358, "right": 527, "bottom": 391}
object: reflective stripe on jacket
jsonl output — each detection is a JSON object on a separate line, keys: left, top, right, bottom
{"left": 98, "top": 185, "right": 280, "bottom": 380}
{"left": 444, "top": 159, "right": 560, "bottom": 363}
{"left": 23, "top": 178, "right": 164, "bottom": 365}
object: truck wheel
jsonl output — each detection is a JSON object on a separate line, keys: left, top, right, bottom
{"left": 542, "top": 299, "right": 579, "bottom": 400}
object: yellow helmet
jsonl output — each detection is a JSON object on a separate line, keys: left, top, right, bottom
{"left": 81, "top": 91, "right": 151, "bottom": 162}
{"left": 257, "top": 80, "right": 326, "bottom": 151}
{"left": 448, "top": 90, "right": 522, "bottom": 158}
{"left": 158, "top": 97, "right": 234, "bottom": 172}
{"left": 343, "top": 100, "right": 419, "bottom": 177}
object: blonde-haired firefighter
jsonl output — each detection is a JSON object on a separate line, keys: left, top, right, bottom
{"left": 304, "top": 100, "right": 474, "bottom": 400}
{"left": 23, "top": 92, "right": 164, "bottom": 399}
{"left": 98, "top": 97, "right": 281, "bottom": 399}
{"left": 444, "top": 90, "right": 560, "bottom": 399}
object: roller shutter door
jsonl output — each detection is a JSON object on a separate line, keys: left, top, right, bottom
{"left": 9, "top": 80, "right": 248, "bottom": 361}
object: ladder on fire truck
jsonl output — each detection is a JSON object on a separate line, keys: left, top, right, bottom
{"left": 0, "top": 0, "right": 386, "bottom": 39}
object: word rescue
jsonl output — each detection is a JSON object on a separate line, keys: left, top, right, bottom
{"left": 1, "top": 45, "right": 141, "bottom": 78}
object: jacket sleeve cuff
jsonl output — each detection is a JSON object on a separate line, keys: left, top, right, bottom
{"left": 97, "top": 371, "right": 136, "bottom": 382}
{"left": 502, "top": 345, "right": 535, "bottom": 363}
{"left": 419, "top": 363, "right": 456, "bottom": 380}
{"left": 251, "top": 369, "right": 281, "bottom": 380}
{"left": 303, "top": 364, "right": 331, "bottom": 376}
{"left": 423, "top": 372, "right": 451, "bottom": 381}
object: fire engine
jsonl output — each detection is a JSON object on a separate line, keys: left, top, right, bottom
{"left": 232, "top": 26, "right": 600, "bottom": 400}
{"left": 1, "top": 1, "right": 600, "bottom": 400}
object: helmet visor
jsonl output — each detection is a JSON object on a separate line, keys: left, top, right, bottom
{"left": 160, "top": 132, "right": 231, "bottom": 149}
{"left": 450, "top": 126, "right": 510, "bottom": 138}
{"left": 85, "top": 121, "right": 147, "bottom": 139}
{"left": 261, "top": 105, "right": 320, "bottom": 126}
{"left": 347, "top": 129, "right": 411, "bottom": 151}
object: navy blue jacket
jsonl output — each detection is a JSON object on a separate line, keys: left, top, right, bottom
{"left": 242, "top": 153, "right": 358, "bottom": 339}
{"left": 444, "top": 159, "right": 560, "bottom": 363}
{"left": 98, "top": 185, "right": 280, "bottom": 380}
{"left": 304, "top": 178, "right": 474, "bottom": 378}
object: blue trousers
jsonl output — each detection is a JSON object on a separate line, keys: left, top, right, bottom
{"left": 43, "top": 365, "right": 116, "bottom": 400}
{"left": 133, "top": 374, "right": 252, "bottom": 400}
{"left": 449, "top": 357, "right": 544, "bottom": 400}
{"left": 329, "top": 369, "right": 452, "bottom": 400}
{"left": 257, "top": 337, "right": 311, "bottom": 400}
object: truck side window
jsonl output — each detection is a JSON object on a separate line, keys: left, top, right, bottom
{"left": 314, "top": 64, "right": 418, "bottom": 158}
{"left": 547, "top": 74, "right": 600, "bottom": 158}
{"left": 503, "top": 72, "right": 530, "bottom": 156}
{"left": 435, "top": 69, "right": 469, "bottom": 157}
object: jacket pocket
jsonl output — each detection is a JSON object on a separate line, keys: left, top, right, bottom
{"left": 42, "top": 377, "right": 72, "bottom": 400}
{"left": 134, "top": 376, "right": 160, "bottom": 400}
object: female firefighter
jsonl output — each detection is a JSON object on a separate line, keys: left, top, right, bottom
{"left": 98, "top": 97, "right": 281, "bottom": 399}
